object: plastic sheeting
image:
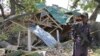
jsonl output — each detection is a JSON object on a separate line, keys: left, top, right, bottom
{"left": 30, "top": 25, "right": 57, "bottom": 48}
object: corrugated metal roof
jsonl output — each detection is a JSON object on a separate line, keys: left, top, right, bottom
{"left": 36, "top": 3, "right": 72, "bottom": 25}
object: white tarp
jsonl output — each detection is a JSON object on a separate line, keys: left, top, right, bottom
{"left": 30, "top": 25, "right": 57, "bottom": 48}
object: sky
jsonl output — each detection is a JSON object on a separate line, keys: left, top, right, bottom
{"left": 0, "top": 0, "right": 11, "bottom": 15}
{"left": 46, "top": 0, "right": 100, "bottom": 22}
{"left": 46, "top": 0, "right": 71, "bottom": 9}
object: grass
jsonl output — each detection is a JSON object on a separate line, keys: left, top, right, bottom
{"left": 92, "top": 49, "right": 100, "bottom": 56}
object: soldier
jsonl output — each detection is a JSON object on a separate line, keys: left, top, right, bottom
{"left": 71, "top": 13, "right": 92, "bottom": 56}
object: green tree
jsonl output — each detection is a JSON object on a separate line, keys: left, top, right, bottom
{"left": 71, "top": 0, "right": 100, "bottom": 21}
{"left": 10, "top": 0, "right": 45, "bottom": 14}
{"left": 0, "top": 0, "right": 45, "bottom": 41}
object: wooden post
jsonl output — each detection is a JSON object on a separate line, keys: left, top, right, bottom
{"left": 56, "top": 30, "right": 60, "bottom": 42}
{"left": 27, "top": 28, "right": 32, "bottom": 51}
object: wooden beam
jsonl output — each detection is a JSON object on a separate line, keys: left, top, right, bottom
{"left": 46, "top": 12, "right": 63, "bottom": 30}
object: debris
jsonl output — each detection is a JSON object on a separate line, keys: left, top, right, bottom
{"left": 6, "top": 50, "right": 24, "bottom": 56}
{"left": 0, "top": 48, "right": 5, "bottom": 56}
{"left": 0, "top": 41, "right": 18, "bottom": 50}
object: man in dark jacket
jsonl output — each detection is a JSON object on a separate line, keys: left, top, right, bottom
{"left": 71, "top": 13, "right": 92, "bottom": 56}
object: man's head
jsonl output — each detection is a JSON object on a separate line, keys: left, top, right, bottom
{"left": 81, "top": 12, "right": 88, "bottom": 24}
{"left": 74, "top": 15, "right": 83, "bottom": 24}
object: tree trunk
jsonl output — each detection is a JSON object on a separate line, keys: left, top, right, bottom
{"left": 89, "top": 4, "right": 100, "bottom": 21}
{"left": 0, "top": 5, "right": 6, "bottom": 19}
{"left": 10, "top": 0, "right": 16, "bottom": 15}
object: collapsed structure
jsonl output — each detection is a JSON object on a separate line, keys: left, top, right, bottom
{"left": 28, "top": 3, "right": 80, "bottom": 47}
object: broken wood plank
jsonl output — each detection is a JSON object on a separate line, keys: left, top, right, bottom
{"left": 33, "top": 40, "right": 41, "bottom": 46}
{"left": 50, "top": 27, "right": 58, "bottom": 33}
